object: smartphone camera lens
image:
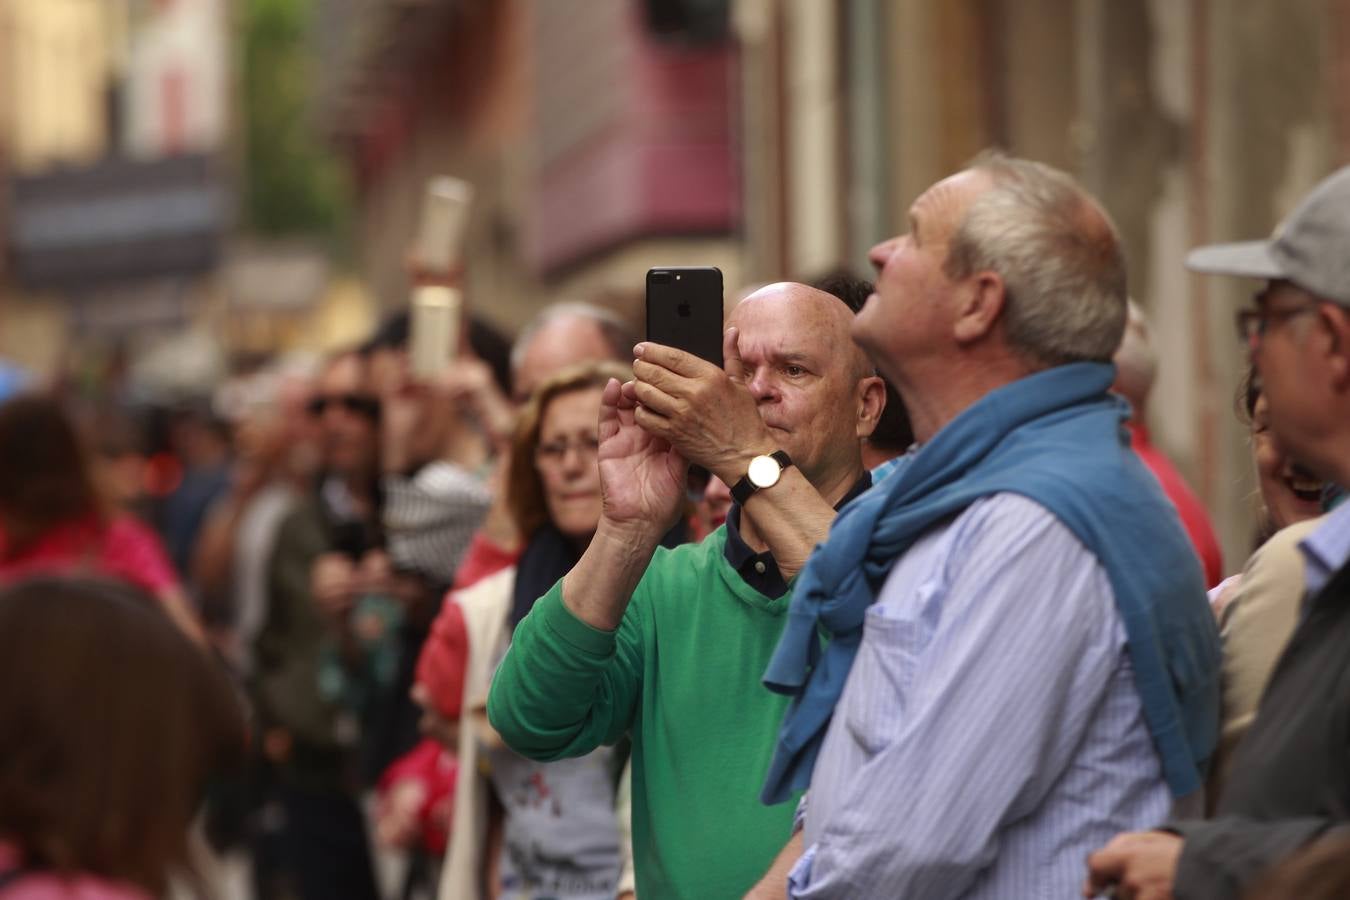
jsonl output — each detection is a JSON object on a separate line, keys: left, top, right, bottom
{"left": 651, "top": 272, "right": 673, "bottom": 284}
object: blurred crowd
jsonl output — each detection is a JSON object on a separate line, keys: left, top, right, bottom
{"left": 0, "top": 151, "right": 1348, "bottom": 900}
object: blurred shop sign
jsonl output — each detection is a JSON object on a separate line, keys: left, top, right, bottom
{"left": 6, "top": 153, "right": 226, "bottom": 291}
{"left": 223, "top": 241, "right": 330, "bottom": 312}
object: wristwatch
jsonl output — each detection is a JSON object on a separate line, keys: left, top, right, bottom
{"left": 730, "top": 450, "right": 793, "bottom": 505}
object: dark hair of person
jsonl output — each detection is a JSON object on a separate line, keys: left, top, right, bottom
{"left": 810, "top": 268, "right": 873, "bottom": 314}
{"left": 0, "top": 577, "right": 245, "bottom": 893}
{"left": 361, "top": 310, "right": 514, "bottom": 395}
{"left": 467, "top": 316, "right": 514, "bottom": 397}
{"left": 1236, "top": 362, "right": 1261, "bottom": 425}
{"left": 359, "top": 311, "right": 411, "bottom": 356}
{"left": 1234, "top": 361, "right": 1282, "bottom": 550}
{"left": 0, "top": 395, "right": 107, "bottom": 554}
{"left": 809, "top": 269, "right": 915, "bottom": 452}
{"left": 168, "top": 401, "right": 233, "bottom": 447}
{"left": 506, "top": 360, "right": 633, "bottom": 539}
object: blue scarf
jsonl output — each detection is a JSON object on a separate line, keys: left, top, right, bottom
{"left": 760, "top": 362, "right": 1221, "bottom": 804}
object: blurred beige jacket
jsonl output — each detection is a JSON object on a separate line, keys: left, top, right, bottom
{"left": 439, "top": 567, "right": 514, "bottom": 900}
{"left": 1208, "top": 515, "right": 1324, "bottom": 809}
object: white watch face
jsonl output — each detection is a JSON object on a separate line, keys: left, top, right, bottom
{"left": 747, "top": 454, "right": 783, "bottom": 489}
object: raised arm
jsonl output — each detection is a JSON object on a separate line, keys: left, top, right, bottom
{"left": 629, "top": 329, "right": 848, "bottom": 578}
{"left": 487, "top": 378, "right": 688, "bottom": 758}
{"left": 563, "top": 377, "right": 689, "bottom": 629}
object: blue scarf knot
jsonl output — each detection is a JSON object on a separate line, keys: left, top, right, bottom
{"left": 760, "top": 362, "right": 1221, "bottom": 804}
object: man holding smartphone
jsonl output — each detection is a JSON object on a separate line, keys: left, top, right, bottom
{"left": 486, "top": 281, "right": 885, "bottom": 899}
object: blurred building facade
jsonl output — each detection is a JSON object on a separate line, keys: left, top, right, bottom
{"left": 314, "top": 0, "right": 1350, "bottom": 568}
{"left": 0, "top": 0, "right": 1344, "bottom": 561}
{"left": 0, "top": 0, "right": 232, "bottom": 390}
{"left": 314, "top": 0, "right": 742, "bottom": 331}
{"left": 758, "top": 0, "right": 1350, "bottom": 573}
{"left": 0, "top": 0, "right": 372, "bottom": 398}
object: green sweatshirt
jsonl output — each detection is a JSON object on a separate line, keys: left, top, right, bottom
{"left": 487, "top": 528, "right": 800, "bottom": 899}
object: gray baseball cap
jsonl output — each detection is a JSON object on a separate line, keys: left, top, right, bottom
{"left": 1186, "top": 164, "right": 1350, "bottom": 306}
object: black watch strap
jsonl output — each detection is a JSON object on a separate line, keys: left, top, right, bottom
{"left": 730, "top": 450, "right": 793, "bottom": 505}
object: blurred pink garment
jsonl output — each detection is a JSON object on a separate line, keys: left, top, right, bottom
{"left": 0, "top": 845, "right": 151, "bottom": 900}
{"left": 0, "top": 514, "right": 180, "bottom": 596}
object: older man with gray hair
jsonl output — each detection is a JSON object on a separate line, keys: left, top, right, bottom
{"left": 1087, "top": 163, "right": 1350, "bottom": 900}
{"left": 753, "top": 152, "right": 1221, "bottom": 899}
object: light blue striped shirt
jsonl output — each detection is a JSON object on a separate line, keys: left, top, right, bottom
{"left": 1298, "top": 498, "right": 1350, "bottom": 599}
{"left": 790, "top": 493, "right": 1172, "bottom": 899}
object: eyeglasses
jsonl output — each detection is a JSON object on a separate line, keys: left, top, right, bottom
{"left": 1234, "top": 300, "right": 1320, "bottom": 347}
{"left": 534, "top": 435, "right": 600, "bottom": 466}
{"left": 306, "top": 393, "right": 381, "bottom": 419}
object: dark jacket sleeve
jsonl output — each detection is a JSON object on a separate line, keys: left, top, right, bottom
{"left": 1169, "top": 817, "right": 1341, "bottom": 900}
{"left": 251, "top": 503, "right": 338, "bottom": 748}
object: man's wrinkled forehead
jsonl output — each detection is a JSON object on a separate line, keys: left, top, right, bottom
{"left": 731, "top": 283, "right": 857, "bottom": 358}
{"left": 910, "top": 169, "right": 994, "bottom": 238}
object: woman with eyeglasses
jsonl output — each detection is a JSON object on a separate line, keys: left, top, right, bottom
{"left": 435, "top": 360, "right": 661, "bottom": 900}
{"left": 1210, "top": 366, "right": 1327, "bottom": 617}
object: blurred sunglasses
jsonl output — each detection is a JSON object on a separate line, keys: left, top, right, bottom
{"left": 307, "top": 393, "right": 381, "bottom": 419}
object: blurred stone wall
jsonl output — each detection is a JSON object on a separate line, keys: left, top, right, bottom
{"left": 736, "top": 0, "right": 1348, "bottom": 569}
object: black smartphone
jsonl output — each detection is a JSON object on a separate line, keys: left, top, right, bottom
{"left": 645, "top": 266, "right": 724, "bottom": 368}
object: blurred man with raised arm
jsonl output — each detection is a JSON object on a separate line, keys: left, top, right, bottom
{"left": 487, "top": 283, "right": 884, "bottom": 899}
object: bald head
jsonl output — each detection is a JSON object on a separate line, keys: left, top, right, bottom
{"left": 732, "top": 282, "right": 875, "bottom": 383}
{"left": 511, "top": 303, "right": 636, "bottom": 402}
{"left": 726, "top": 281, "right": 884, "bottom": 500}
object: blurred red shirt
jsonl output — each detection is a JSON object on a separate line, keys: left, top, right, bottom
{"left": 415, "top": 533, "right": 521, "bottom": 721}
{"left": 1129, "top": 423, "right": 1224, "bottom": 588}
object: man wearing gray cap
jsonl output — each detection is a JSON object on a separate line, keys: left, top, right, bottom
{"left": 1086, "top": 165, "right": 1350, "bottom": 900}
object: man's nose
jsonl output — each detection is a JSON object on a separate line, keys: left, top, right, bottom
{"left": 868, "top": 237, "right": 897, "bottom": 272}
{"left": 746, "top": 369, "right": 778, "bottom": 402}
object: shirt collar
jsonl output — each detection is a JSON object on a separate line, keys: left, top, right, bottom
{"left": 1299, "top": 497, "right": 1350, "bottom": 599}
{"left": 723, "top": 471, "right": 874, "bottom": 595}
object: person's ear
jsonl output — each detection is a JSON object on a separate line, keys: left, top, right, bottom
{"left": 1320, "top": 301, "right": 1350, "bottom": 391}
{"left": 952, "top": 271, "right": 1006, "bottom": 344}
{"left": 855, "top": 375, "right": 886, "bottom": 439}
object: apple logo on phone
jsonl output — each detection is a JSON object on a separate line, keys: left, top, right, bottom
{"left": 677, "top": 302, "right": 692, "bottom": 317}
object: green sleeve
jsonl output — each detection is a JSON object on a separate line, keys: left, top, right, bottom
{"left": 487, "top": 578, "right": 645, "bottom": 761}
